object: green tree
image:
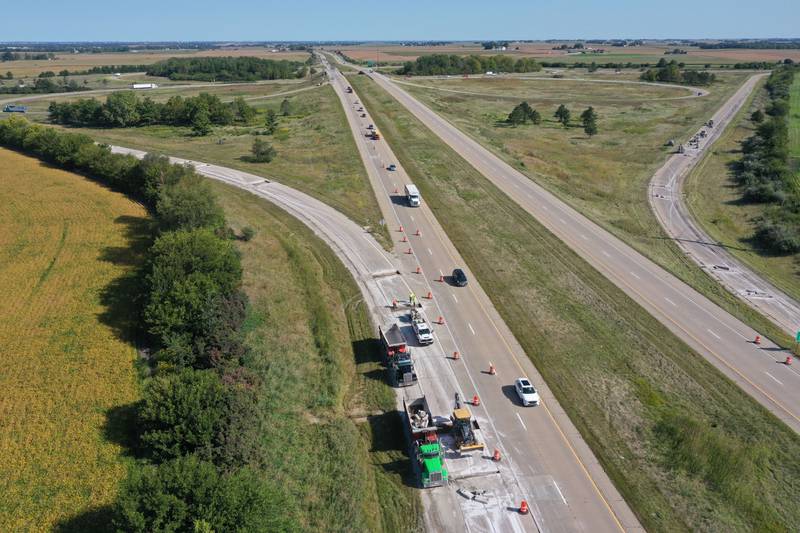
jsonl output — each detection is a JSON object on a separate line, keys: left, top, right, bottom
{"left": 101, "top": 90, "right": 139, "bottom": 127}
{"left": 264, "top": 109, "right": 278, "bottom": 135}
{"left": 581, "top": 106, "right": 598, "bottom": 136}
{"left": 250, "top": 138, "right": 276, "bottom": 163}
{"left": 530, "top": 108, "right": 541, "bottom": 125}
{"left": 114, "top": 455, "right": 295, "bottom": 533}
{"left": 138, "top": 369, "right": 227, "bottom": 461}
{"left": 232, "top": 96, "right": 256, "bottom": 123}
{"left": 144, "top": 229, "right": 242, "bottom": 353}
{"left": 4, "top": 71, "right": 12, "bottom": 80}
{"left": 750, "top": 109, "right": 765, "bottom": 123}
{"left": 191, "top": 107, "right": 212, "bottom": 136}
{"left": 554, "top": 104, "right": 571, "bottom": 127}
{"left": 156, "top": 174, "right": 226, "bottom": 232}
{"left": 507, "top": 104, "right": 528, "bottom": 125}
{"left": 279, "top": 97, "right": 292, "bottom": 116}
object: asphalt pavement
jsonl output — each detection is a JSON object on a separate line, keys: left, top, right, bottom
{"left": 333, "top": 56, "right": 800, "bottom": 434}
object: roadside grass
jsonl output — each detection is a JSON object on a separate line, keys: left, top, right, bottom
{"left": 399, "top": 73, "right": 795, "bottom": 347}
{"left": 0, "top": 148, "right": 147, "bottom": 531}
{"left": 685, "top": 77, "right": 800, "bottom": 303}
{"left": 349, "top": 74, "right": 800, "bottom": 533}
{"left": 28, "top": 84, "right": 390, "bottom": 247}
{"left": 209, "top": 180, "right": 420, "bottom": 533}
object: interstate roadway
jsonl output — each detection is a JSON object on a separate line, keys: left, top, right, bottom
{"left": 328, "top": 55, "right": 800, "bottom": 433}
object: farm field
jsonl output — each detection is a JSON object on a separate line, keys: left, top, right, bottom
{"left": 0, "top": 47, "right": 310, "bottom": 77}
{"left": 0, "top": 148, "right": 148, "bottom": 531}
{"left": 348, "top": 72, "right": 800, "bottom": 533}
{"left": 12, "top": 83, "right": 389, "bottom": 246}
{"left": 398, "top": 71, "right": 794, "bottom": 346}
{"left": 209, "top": 179, "right": 420, "bottom": 532}
{"left": 334, "top": 42, "right": 800, "bottom": 65}
{"left": 685, "top": 77, "right": 800, "bottom": 303}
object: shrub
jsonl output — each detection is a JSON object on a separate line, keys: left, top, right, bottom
{"left": 156, "top": 174, "right": 226, "bottom": 232}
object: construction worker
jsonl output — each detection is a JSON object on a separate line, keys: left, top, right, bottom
{"left": 409, "top": 292, "right": 417, "bottom": 308}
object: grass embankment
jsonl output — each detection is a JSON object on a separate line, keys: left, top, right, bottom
{"left": 349, "top": 73, "right": 800, "bottom": 532}
{"left": 209, "top": 181, "right": 420, "bottom": 532}
{"left": 27, "top": 84, "right": 389, "bottom": 246}
{"left": 400, "top": 73, "right": 794, "bottom": 346}
{"left": 686, "top": 77, "right": 800, "bottom": 302}
{"left": 0, "top": 148, "right": 148, "bottom": 531}
{"left": 790, "top": 73, "right": 800, "bottom": 159}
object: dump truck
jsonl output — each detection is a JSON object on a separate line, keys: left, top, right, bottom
{"left": 389, "top": 351, "right": 417, "bottom": 387}
{"left": 450, "top": 406, "right": 485, "bottom": 454}
{"left": 379, "top": 324, "right": 407, "bottom": 364}
{"left": 404, "top": 397, "right": 448, "bottom": 487}
{"left": 411, "top": 309, "right": 433, "bottom": 345}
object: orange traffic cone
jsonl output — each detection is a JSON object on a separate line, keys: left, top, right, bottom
{"left": 394, "top": 188, "right": 399, "bottom": 194}
{"left": 415, "top": 266, "right": 421, "bottom": 274}
{"left": 519, "top": 500, "right": 529, "bottom": 515}
{"left": 437, "top": 316, "right": 445, "bottom": 324}
{"left": 398, "top": 225, "right": 404, "bottom": 233}
{"left": 472, "top": 395, "right": 480, "bottom": 406}
{"left": 437, "top": 274, "right": 444, "bottom": 282}
{"left": 754, "top": 335, "right": 761, "bottom": 345}
{"left": 401, "top": 235, "right": 408, "bottom": 242}
{"left": 493, "top": 449, "right": 501, "bottom": 461}
{"left": 488, "top": 362, "right": 496, "bottom": 375}
{"left": 415, "top": 229, "right": 421, "bottom": 236}
{"left": 453, "top": 351, "right": 460, "bottom": 360}
{"left": 426, "top": 291, "right": 433, "bottom": 299}
{"left": 391, "top": 298, "right": 397, "bottom": 308}
{"left": 406, "top": 248, "right": 413, "bottom": 255}
{"left": 787, "top": 356, "right": 794, "bottom": 365}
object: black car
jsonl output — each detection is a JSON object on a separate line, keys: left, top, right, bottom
{"left": 452, "top": 268, "right": 468, "bottom": 287}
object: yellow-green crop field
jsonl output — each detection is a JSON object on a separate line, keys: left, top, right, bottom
{"left": 0, "top": 148, "right": 148, "bottom": 531}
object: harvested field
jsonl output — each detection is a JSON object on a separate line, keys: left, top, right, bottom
{"left": 0, "top": 147, "right": 148, "bottom": 531}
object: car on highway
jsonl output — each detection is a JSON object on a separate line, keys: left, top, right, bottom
{"left": 514, "top": 378, "right": 540, "bottom": 406}
{"left": 452, "top": 268, "right": 468, "bottom": 287}
{"left": 361, "top": 113, "right": 366, "bottom": 118}
{"left": 387, "top": 164, "right": 397, "bottom": 171}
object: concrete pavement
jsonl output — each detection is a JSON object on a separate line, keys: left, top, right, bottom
{"left": 648, "top": 73, "right": 800, "bottom": 337}
{"left": 334, "top": 56, "right": 800, "bottom": 434}
{"left": 322, "top": 55, "right": 642, "bottom": 533}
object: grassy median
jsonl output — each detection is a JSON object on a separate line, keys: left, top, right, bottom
{"left": 350, "top": 73, "right": 800, "bottom": 533}
{"left": 400, "top": 73, "right": 795, "bottom": 348}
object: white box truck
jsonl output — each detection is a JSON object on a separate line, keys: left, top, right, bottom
{"left": 405, "top": 184, "right": 421, "bottom": 207}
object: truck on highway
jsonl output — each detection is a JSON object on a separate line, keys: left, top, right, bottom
{"left": 345, "top": 86, "right": 353, "bottom": 93}
{"left": 3, "top": 105, "right": 28, "bottom": 113}
{"left": 379, "top": 323, "right": 407, "bottom": 364}
{"left": 404, "top": 184, "right": 421, "bottom": 207}
{"left": 411, "top": 309, "right": 433, "bottom": 345}
{"left": 404, "top": 397, "right": 448, "bottom": 488}
{"left": 131, "top": 83, "right": 158, "bottom": 89}
{"left": 389, "top": 352, "right": 418, "bottom": 387}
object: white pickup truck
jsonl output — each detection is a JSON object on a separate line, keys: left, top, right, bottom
{"left": 411, "top": 309, "right": 434, "bottom": 345}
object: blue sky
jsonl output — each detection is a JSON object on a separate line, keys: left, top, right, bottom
{"left": 4, "top": 0, "right": 797, "bottom": 41}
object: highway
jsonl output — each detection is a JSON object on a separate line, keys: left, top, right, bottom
{"left": 648, "top": 74, "right": 800, "bottom": 336}
{"left": 320, "top": 55, "right": 642, "bottom": 532}
{"left": 325, "top": 54, "right": 800, "bottom": 434}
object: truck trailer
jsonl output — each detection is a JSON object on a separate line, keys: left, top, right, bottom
{"left": 379, "top": 323, "right": 407, "bottom": 364}
{"left": 404, "top": 397, "right": 448, "bottom": 487}
{"left": 404, "top": 184, "right": 421, "bottom": 207}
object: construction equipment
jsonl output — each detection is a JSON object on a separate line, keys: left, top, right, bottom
{"left": 389, "top": 351, "right": 417, "bottom": 387}
{"left": 371, "top": 128, "right": 381, "bottom": 140}
{"left": 450, "top": 396, "right": 485, "bottom": 453}
{"left": 411, "top": 308, "right": 434, "bottom": 345}
{"left": 404, "top": 397, "right": 448, "bottom": 487}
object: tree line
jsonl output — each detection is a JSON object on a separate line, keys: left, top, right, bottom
{"left": 145, "top": 56, "right": 306, "bottom": 82}
{"left": 0, "top": 76, "right": 90, "bottom": 95}
{"left": 0, "top": 116, "right": 295, "bottom": 531}
{"left": 640, "top": 59, "right": 716, "bottom": 85}
{"left": 507, "top": 101, "right": 598, "bottom": 135}
{"left": 398, "top": 54, "right": 542, "bottom": 76}
{"left": 734, "top": 65, "right": 800, "bottom": 253}
{"left": 1, "top": 51, "right": 54, "bottom": 61}
{"left": 48, "top": 91, "right": 257, "bottom": 134}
